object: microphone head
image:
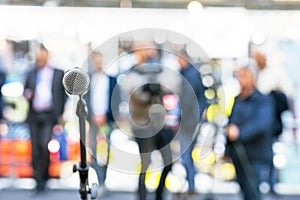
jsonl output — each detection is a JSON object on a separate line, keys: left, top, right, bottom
{"left": 63, "top": 67, "right": 90, "bottom": 95}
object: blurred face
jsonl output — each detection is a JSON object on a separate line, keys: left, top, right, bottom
{"left": 235, "top": 68, "right": 255, "bottom": 92}
{"left": 132, "top": 42, "right": 157, "bottom": 65}
{"left": 36, "top": 49, "right": 48, "bottom": 68}
{"left": 92, "top": 53, "right": 103, "bottom": 72}
{"left": 133, "top": 48, "right": 149, "bottom": 65}
{"left": 177, "top": 56, "right": 188, "bottom": 69}
{"left": 146, "top": 47, "right": 158, "bottom": 59}
{"left": 254, "top": 52, "right": 266, "bottom": 70}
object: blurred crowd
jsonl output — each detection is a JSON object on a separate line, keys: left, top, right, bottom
{"left": 0, "top": 32, "right": 298, "bottom": 200}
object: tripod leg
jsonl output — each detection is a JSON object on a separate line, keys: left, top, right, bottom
{"left": 155, "top": 164, "right": 172, "bottom": 200}
{"left": 138, "top": 173, "right": 147, "bottom": 200}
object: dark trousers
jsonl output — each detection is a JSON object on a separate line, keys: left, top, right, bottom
{"left": 28, "top": 112, "right": 56, "bottom": 190}
{"left": 89, "top": 121, "right": 111, "bottom": 186}
{"left": 181, "top": 144, "right": 196, "bottom": 191}
{"left": 269, "top": 138, "right": 278, "bottom": 192}
{"left": 135, "top": 128, "right": 174, "bottom": 200}
{"left": 229, "top": 142, "right": 269, "bottom": 200}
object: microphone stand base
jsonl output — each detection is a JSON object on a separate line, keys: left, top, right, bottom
{"left": 73, "top": 163, "right": 98, "bottom": 200}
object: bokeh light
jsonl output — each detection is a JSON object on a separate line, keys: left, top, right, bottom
{"left": 48, "top": 139, "right": 60, "bottom": 153}
{"left": 187, "top": 1, "right": 204, "bottom": 17}
{"left": 1, "top": 82, "right": 24, "bottom": 98}
{"left": 251, "top": 31, "right": 266, "bottom": 45}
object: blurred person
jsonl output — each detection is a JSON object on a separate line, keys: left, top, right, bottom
{"left": 84, "top": 51, "right": 121, "bottom": 196}
{"left": 119, "top": 42, "right": 181, "bottom": 200}
{"left": 176, "top": 52, "right": 207, "bottom": 195}
{"left": 226, "top": 66, "right": 275, "bottom": 200}
{"left": 0, "top": 70, "right": 6, "bottom": 120}
{"left": 24, "top": 46, "right": 67, "bottom": 193}
{"left": 254, "top": 50, "right": 294, "bottom": 98}
{"left": 254, "top": 50, "right": 295, "bottom": 137}
{"left": 253, "top": 50, "right": 296, "bottom": 193}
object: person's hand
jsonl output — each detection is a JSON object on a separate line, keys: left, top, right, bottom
{"left": 24, "top": 89, "right": 33, "bottom": 100}
{"left": 226, "top": 124, "right": 239, "bottom": 142}
{"left": 92, "top": 115, "right": 107, "bottom": 127}
{"left": 58, "top": 115, "right": 65, "bottom": 125}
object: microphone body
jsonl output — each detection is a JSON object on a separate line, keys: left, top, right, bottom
{"left": 62, "top": 67, "right": 97, "bottom": 200}
{"left": 63, "top": 67, "right": 89, "bottom": 167}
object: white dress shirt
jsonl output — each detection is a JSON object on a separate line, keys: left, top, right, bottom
{"left": 33, "top": 65, "right": 54, "bottom": 112}
{"left": 90, "top": 72, "right": 109, "bottom": 115}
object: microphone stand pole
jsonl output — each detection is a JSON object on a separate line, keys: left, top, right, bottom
{"left": 73, "top": 95, "right": 97, "bottom": 200}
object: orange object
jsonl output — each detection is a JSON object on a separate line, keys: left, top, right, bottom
{"left": 67, "top": 140, "right": 80, "bottom": 161}
{"left": 0, "top": 164, "right": 11, "bottom": 177}
{"left": 14, "top": 165, "right": 33, "bottom": 178}
{"left": 49, "top": 161, "right": 61, "bottom": 178}
{"left": 0, "top": 139, "right": 11, "bottom": 165}
{"left": 67, "top": 139, "right": 91, "bottom": 164}
{"left": 13, "top": 139, "right": 32, "bottom": 164}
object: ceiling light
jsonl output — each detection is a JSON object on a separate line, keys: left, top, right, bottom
{"left": 251, "top": 31, "right": 266, "bottom": 45}
{"left": 187, "top": 1, "right": 204, "bottom": 16}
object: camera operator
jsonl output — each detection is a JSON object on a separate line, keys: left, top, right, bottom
{"left": 119, "top": 42, "right": 181, "bottom": 200}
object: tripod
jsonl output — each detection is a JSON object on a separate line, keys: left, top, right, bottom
{"left": 73, "top": 96, "right": 97, "bottom": 200}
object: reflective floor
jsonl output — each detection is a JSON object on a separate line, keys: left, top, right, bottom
{"left": 0, "top": 188, "right": 299, "bottom": 200}
{"left": 1, "top": 176, "right": 300, "bottom": 200}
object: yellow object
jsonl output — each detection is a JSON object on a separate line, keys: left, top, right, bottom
{"left": 165, "top": 173, "right": 185, "bottom": 192}
{"left": 145, "top": 170, "right": 161, "bottom": 190}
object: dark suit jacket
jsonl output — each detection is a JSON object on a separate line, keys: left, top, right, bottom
{"left": 24, "top": 67, "right": 67, "bottom": 123}
{"left": 85, "top": 74, "right": 121, "bottom": 123}
{"left": 179, "top": 64, "right": 207, "bottom": 137}
{"left": 0, "top": 71, "right": 5, "bottom": 119}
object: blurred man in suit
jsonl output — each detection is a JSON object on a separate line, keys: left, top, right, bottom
{"left": 24, "top": 47, "right": 67, "bottom": 192}
{"left": 85, "top": 51, "right": 121, "bottom": 196}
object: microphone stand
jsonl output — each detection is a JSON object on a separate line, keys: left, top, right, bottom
{"left": 73, "top": 95, "right": 97, "bottom": 200}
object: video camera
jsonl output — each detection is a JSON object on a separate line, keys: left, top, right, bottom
{"left": 132, "top": 63, "right": 163, "bottom": 97}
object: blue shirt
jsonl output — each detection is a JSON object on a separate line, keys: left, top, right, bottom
{"left": 180, "top": 64, "right": 207, "bottom": 121}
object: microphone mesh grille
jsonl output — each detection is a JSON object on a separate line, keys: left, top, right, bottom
{"left": 63, "top": 67, "right": 90, "bottom": 95}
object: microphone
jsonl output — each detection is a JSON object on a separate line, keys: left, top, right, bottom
{"left": 62, "top": 67, "right": 97, "bottom": 199}
{"left": 62, "top": 67, "right": 90, "bottom": 96}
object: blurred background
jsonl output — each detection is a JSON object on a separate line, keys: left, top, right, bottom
{"left": 0, "top": 0, "right": 300, "bottom": 199}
